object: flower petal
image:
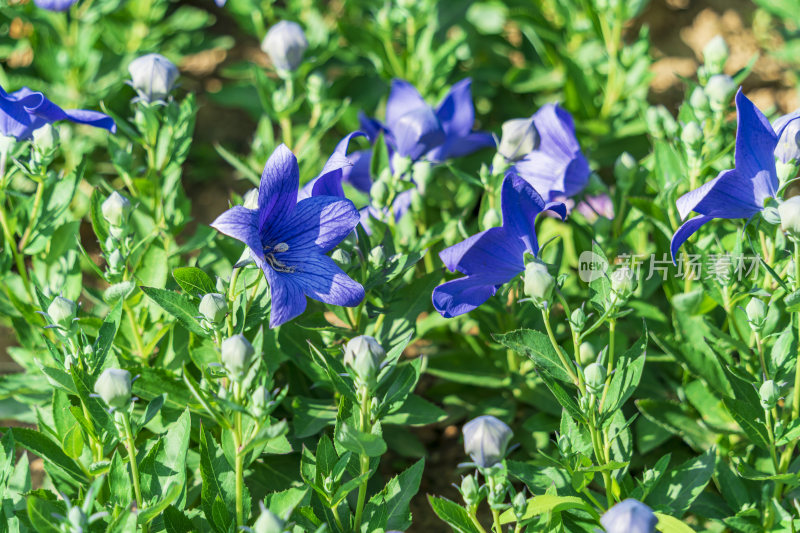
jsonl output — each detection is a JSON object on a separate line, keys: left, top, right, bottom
{"left": 210, "top": 206, "right": 262, "bottom": 255}
{"left": 358, "top": 112, "right": 384, "bottom": 142}
{"left": 501, "top": 172, "right": 565, "bottom": 256}
{"left": 277, "top": 196, "right": 360, "bottom": 253}
{"left": 342, "top": 149, "right": 373, "bottom": 193}
{"left": 439, "top": 226, "right": 524, "bottom": 279}
{"left": 670, "top": 215, "right": 714, "bottom": 262}
{"left": 436, "top": 78, "right": 475, "bottom": 140}
{"left": 733, "top": 89, "right": 778, "bottom": 200}
{"left": 385, "top": 79, "right": 428, "bottom": 130}
{"left": 0, "top": 86, "right": 38, "bottom": 139}
{"left": 533, "top": 103, "right": 581, "bottom": 158}
{"left": 391, "top": 106, "right": 445, "bottom": 160}
{"left": 432, "top": 274, "right": 508, "bottom": 318}
{"left": 774, "top": 110, "right": 800, "bottom": 164}
{"left": 258, "top": 144, "right": 300, "bottom": 236}
{"left": 17, "top": 87, "right": 116, "bottom": 134}
{"left": 259, "top": 262, "right": 307, "bottom": 328}
{"left": 318, "top": 131, "right": 367, "bottom": 177}
{"left": 676, "top": 168, "right": 764, "bottom": 220}
{"left": 428, "top": 131, "right": 495, "bottom": 162}
{"left": 60, "top": 109, "right": 116, "bottom": 133}
{"left": 291, "top": 254, "right": 365, "bottom": 307}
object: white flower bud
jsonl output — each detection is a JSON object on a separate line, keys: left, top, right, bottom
{"left": 745, "top": 298, "right": 767, "bottom": 331}
{"left": 221, "top": 334, "right": 255, "bottom": 379}
{"left": 462, "top": 415, "right": 512, "bottom": 468}
{"left": 584, "top": 362, "right": 607, "bottom": 395}
{"left": 94, "top": 368, "right": 132, "bottom": 409}
{"left": 261, "top": 21, "right": 308, "bottom": 72}
{"left": 481, "top": 208, "right": 501, "bottom": 230}
{"left": 759, "top": 380, "right": 781, "bottom": 410}
{"left": 128, "top": 53, "right": 179, "bottom": 103}
{"left": 779, "top": 196, "right": 800, "bottom": 240}
{"left": 107, "top": 249, "right": 125, "bottom": 271}
{"left": 681, "top": 122, "right": 703, "bottom": 149}
{"left": 460, "top": 474, "right": 480, "bottom": 506}
{"left": 33, "top": 123, "right": 58, "bottom": 153}
{"left": 689, "top": 86, "right": 709, "bottom": 112}
{"left": 368, "top": 246, "right": 386, "bottom": 267}
{"left": 199, "top": 293, "right": 228, "bottom": 324}
{"left": 497, "top": 117, "right": 538, "bottom": 161}
{"left": 331, "top": 248, "right": 351, "bottom": 267}
{"left": 370, "top": 180, "right": 390, "bottom": 207}
{"left": 523, "top": 261, "right": 554, "bottom": 306}
{"left": 48, "top": 296, "right": 76, "bottom": 329}
{"left": 101, "top": 191, "right": 132, "bottom": 228}
{"left": 705, "top": 74, "right": 736, "bottom": 111}
{"left": 343, "top": 335, "right": 386, "bottom": 388}
{"left": 243, "top": 188, "right": 259, "bottom": 209}
{"left": 614, "top": 152, "right": 637, "bottom": 191}
{"left": 512, "top": 491, "right": 527, "bottom": 519}
{"left": 579, "top": 342, "right": 596, "bottom": 365}
{"left": 611, "top": 266, "right": 636, "bottom": 298}
{"left": 703, "top": 35, "right": 729, "bottom": 74}
{"left": 252, "top": 505, "right": 285, "bottom": 533}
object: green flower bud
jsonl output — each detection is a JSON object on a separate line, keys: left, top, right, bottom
{"left": 48, "top": 296, "right": 76, "bottom": 330}
{"left": 498, "top": 117, "right": 538, "bottom": 161}
{"left": 779, "top": 196, "right": 800, "bottom": 240}
{"left": 689, "top": 86, "right": 710, "bottom": 113}
{"left": 331, "top": 248, "right": 351, "bottom": 267}
{"left": 252, "top": 385, "right": 271, "bottom": 417}
{"left": 391, "top": 153, "right": 412, "bottom": 177}
{"left": 578, "top": 395, "right": 591, "bottom": 412}
{"left": 101, "top": 191, "right": 132, "bottom": 228}
{"left": 745, "top": 298, "right": 767, "bottom": 332}
{"left": 252, "top": 505, "right": 285, "bottom": 533}
{"left": 579, "top": 342, "right": 596, "bottom": 365}
{"left": 33, "top": 123, "right": 58, "bottom": 154}
{"left": 703, "top": 35, "right": 729, "bottom": 74}
{"left": 657, "top": 106, "right": 679, "bottom": 138}
{"left": 705, "top": 74, "right": 736, "bottom": 112}
{"left": 613, "top": 152, "right": 637, "bottom": 191}
{"left": 243, "top": 188, "right": 259, "bottom": 209}
{"left": 611, "top": 267, "right": 636, "bottom": 298}
{"left": 370, "top": 180, "right": 390, "bottom": 208}
{"left": 460, "top": 474, "right": 481, "bottom": 506}
{"left": 344, "top": 335, "right": 386, "bottom": 388}
{"left": 221, "top": 334, "right": 255, "bottom": 379}
{"left": 481, "top": 208, "right": 502, "bottom": 230}
{"left": 523, "top": 261, "right": 554, "bottom": 307}
{"left": 94, "top": 368, "right": 132, "bottom": 409}
{"left": 778, "top": 161, "right": 798, "bottom": 183}
{"left": 107, "top": 249, "right": 125, "bottom": 272}
{"left": 103, "top": 281, "right": 136, "bottom": 303}
{"left": 584, "top": 362, "right": 607, "bottom": 395}
{"left": 512, "top": 491, "right": 527, "bottom": 520}
{"left": 759, "top": 380, "right": 781, "bottom": 410}
{"left": 199, "top": 293, "right": 228, "bottom": 324}
{"left": 306, "top": 72, "right": 326, "bottom": 104}
{"left": 368, "top": 246, "right": 386, "bottom": 267}
{"left": 763, "top": 205, "right": 781, "bottom": 225}
{"left": 68, "top": 506, "right": 87, "bottom": 529}
{"left": 570, "top": 307, "right": 587, "bottom": 332}
{"left": 681, "top": 122, "right": 703, "bottom": 150}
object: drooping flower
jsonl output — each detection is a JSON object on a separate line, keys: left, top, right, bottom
{"left": 511, "top": 103, "right": 590, "bottom": 202}
{"left": 33, "top": 0, "right": 78, "bottom": 11}
{"left": 211, "top": 144, "right": 364, "bottom": 327}
{"left": 261, "top": 21, "right": 309, "bottom": 73}
{"left": 670, "top": 89, "right": 793, "bottom": 259}
{"left": 0, "top": 85, "right": 115, "bottom": 141}
{"left": 432, "top": 171, "right": 566, "bottom": 318}
{"left": 600, "top": 499, "right": 657, "bottom": 533}
{"left": 128, "top": 53, "right": 180, "bottom": 103}
{"left": 462, "top": 415, "right": 513, "bottom": 468}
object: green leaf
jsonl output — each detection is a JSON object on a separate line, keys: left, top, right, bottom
{"left": 138, "top": 482, "right": 182, "bottom": 524}
{"left": 140, "top": 286, "right": 208, "bottom": 336}
{"left": 200, "top": 425, "right": 240, "bottom": 532}
{"left": 10, "top": 427, "right": 88, "bottom": 485}
{"left": 655, "top": 512, "right": 696, "bottom": 532}
{"left": 173, "top": 267, "right": 216, "bottom": 298}
{"left": 60, "top": 424, "right": 84, "bottom": 459}
{"left": 90, "top": 188, "right": 110, "bottom": 244}
{"left": 646, "top": 447, "right": 716, "bottom": 516}
{"left": 672, "top": 314, "right": 733, "bottom": 398}
{"left": 26, "top": 492, "right": 65, "bottom": 533}
{"left": 163, "top": 505, "right": 195, "bottom": 533}
{"left": 108, "top": 451, "right": 132, "bottom": 507}
{"left": 428, "top": 495, "right": 482, "bottom": 533}
{"left": 602, "top": 328, "right": 647, "bottom": 417}
{"left": 369, "top": 458, "right": 424, "bottom": 531}
{"left": 636, "top": 399, "right": 716, "bottom": 451}
{"left": 499, "top": 494, "right": 598, "bottom": 524}
{"left": 494, "top": 329, "right": 572, "bottom": 382}
{"left": 382, "top": 394, "right": 447, "bottom": 426}
{"left": 139, "top": 409, "right": 190, "bottom": 508}
{"left": 335, "top": 421, "right": 387, "bottom": 457}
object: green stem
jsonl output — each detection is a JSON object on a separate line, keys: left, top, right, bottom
{"left": 124, "top": 302, "right": 147, "bottom": 363}
{"left": 541, "top": 308, "right": 582, "bottom": 391}
{"left": 491, "top": 508, "right": 502, "bottom": 533}
{"left": 17, "top": 178, "right": 44, "bottom": 253}
{"left": 468, "top": 508, "right": 489, "bottom": 533}
{"left": 227, "top": 267, "right": 241, "bottom": 337}
{"left": 353, "top": 387, "right": 372, "bottom": 531}
{"left": 233, "top": 383, "right": 245, "bottom": 528}
{"left": 589, "top": 414, "right": 614, "bottom": 507}
{"left": 598, "top": 319, "right": 616, "bottom": 411}
{"left": 121, "top": 412, "right": 147, "bottom": 533}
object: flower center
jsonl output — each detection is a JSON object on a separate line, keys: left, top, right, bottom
{"left": 263, "top": 242, "right": 295, "bottom": 273}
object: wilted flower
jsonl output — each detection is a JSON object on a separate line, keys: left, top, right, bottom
{"left": 0, "top": 84, "right": 115, "bottom": 140}
{"left": 33, "top": 0, "right": 78, "bottom": 11}
{"left": 600, "top": 499, "right": 657, "bottom": 533}
{"left": 511, "top": 103, "right": 590, "bottom": 202}
{"left": 128, "top": 53, "right": 179, "bottom": 103}
{"left": 199, "top": 293, "right": 228, "bottom": 324}
{"left": 261, "top": 21, "right": 308, "bottom": 72}
{"left": 48, "top": 296, "right": 77, "bottom": 330}
{"left": 462, "top": 415, "right": 513, "bottom": 468}
{"left": 432, "top": 172, "right": 566, "bottom": 318}
{"left": 101, "top": 192, "right": 132, "bottom": 228}
{"left": 779, "top": 196, "right": 800, "bottom": 239}
{"left": 343, "top": 335, "right": 386, "bottom": 388}
{"left": 211, "top": 145, "right": 364, "bottom": 327}
{"left": 671, "top": 90, "right": 798, "bottom": 259}
{"left": 221, "top": 334, "right": 255, "bottom": 379}
{"left": 498, "top": 117, "right": 538, "bottom": 162}
{"left": 94, "top": 368, "right": 132, "bottom": 409}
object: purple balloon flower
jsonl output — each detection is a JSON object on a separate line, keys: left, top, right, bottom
{"left": 33, "top": 0, "right": 79, "bottom": 11}
{"left": 600, "top": 499, "right": 658, "bottom": 533}
{"left": 512, "top": 103, "right": 590, "bottom": 202}
{"left": 0, "top": 85, "right": 115, "bottom": 141}
{"left": 211, "top": 144, "right": 365, "bottom": 328}
{"left": 670, "top": 89, "right": 795, "bottom": 260}
{"left": 432, "top": 172, "right": 566, "bottom": 318}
